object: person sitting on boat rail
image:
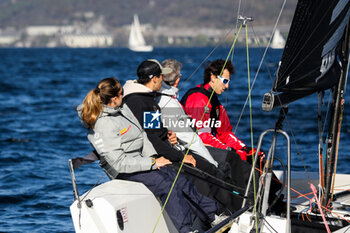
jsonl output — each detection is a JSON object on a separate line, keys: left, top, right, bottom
{"left": 123, "top": 59, "right": 257, "bottom": 213}
{"left": 180, "top": 59, "right": 260, "bottom": 162}
{"left": 156, "top": 58, "right": 219, "bottom": 167}
{"left": 77, "top": 77, "right": 221, "bottom": 233}
{"left": 155, "top": 58, "right": 266, "bottom": 210}
{"left": 158, "top": 58, "right": 256, "bottom": 168}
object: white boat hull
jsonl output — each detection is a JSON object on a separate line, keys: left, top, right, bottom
{"left": 129, "top": 45, "right": 153, "bottom": 52}
{"left": 70, "top": 179, "right": 177, "bottom": 233}
{"left": 69, "top": 171, "right": 350, "bottom": 233}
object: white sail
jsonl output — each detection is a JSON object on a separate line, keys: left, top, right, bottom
{"left": 128, "top": 14, "right": 153, "bottom": 52}
{"left": 270, "top": 29, "right": 285, "bottom": 49}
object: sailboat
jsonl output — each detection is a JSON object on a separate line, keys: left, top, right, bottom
{"left": 270, "top": 29, "right": 285, "bottom": 49}
{"left": 128, "top": 14, "right": 153, "bottom": 52}
{"left": 231, "top": 0, "right": 350, "bottom": 232}
{"left": 69, "top": 0, "right": 350, "bottom": 232}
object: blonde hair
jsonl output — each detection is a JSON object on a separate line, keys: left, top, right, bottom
{"left": 82, "top": 77, "right": 122, "bottom": 128}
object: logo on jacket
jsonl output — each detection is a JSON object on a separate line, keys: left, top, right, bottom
{"left": 120, "top": 125, "right": 131, "bottom": 135}
{"left": 143, "top": 110, "right": 161, "bottom": 129}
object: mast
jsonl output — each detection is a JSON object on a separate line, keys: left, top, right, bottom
{"left": 322, "top": 19, "right": 350, "bottom": 208}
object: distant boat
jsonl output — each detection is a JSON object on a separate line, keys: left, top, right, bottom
{"left": 128, "top": 14, "right": 153, "bottom": 52}
{"left": 270, "top": 29, "right": 285, "bottom": 49}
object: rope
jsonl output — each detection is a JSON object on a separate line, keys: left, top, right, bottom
{"left": 251, "top": 164, "right": 350, "bottom": 224}
{"left": 318, "top": 92, "right": 325, "bottom": 199}
{"left": 233, "top": 0, "right": 287, "bottom": 134}
{"left": 289, "top": 183, "right": 350, "bottom": 224}
{"left": 310, "top": 183, "right": 331, "bottom": 233}
{"left": 245, "top": 23, "right": 259, "bottom": 233}
{"left": 179, "top": 27, "right": 235, "bottom": 93}
{"left": 331, "top": 99, "right": 344, "bottom": 201}
{"left": 152, "top": 24, "right": 243, "bottom": 233}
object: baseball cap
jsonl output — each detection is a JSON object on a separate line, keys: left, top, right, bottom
{"left": 137, "top": 59, "right": 172, "bottom": 79}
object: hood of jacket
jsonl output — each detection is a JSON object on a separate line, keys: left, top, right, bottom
{"left": 77, "top": 103, "right": 122, "bottom": 129}
{"left": 158, "top": 81, "right": 179, "bottom": 98}
{"left": 123, "top": 80, "right": 153, "bottom": 97}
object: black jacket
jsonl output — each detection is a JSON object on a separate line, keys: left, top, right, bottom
{"left": 124, "top": 92, "right": 184, "bottom": 162}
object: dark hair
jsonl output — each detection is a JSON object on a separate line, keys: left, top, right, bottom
{"left": 137, "top": 60, "right": 162, "bottom": 84}
{"left": 82, "top": 77, "right": 122, "bottom": 128}
{"left": 203, "top": 59, "right": 235, "bottom": 84}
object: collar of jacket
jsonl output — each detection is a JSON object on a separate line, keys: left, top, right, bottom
{"left": 158, "top": 81, "right": 179, "bottom": 98}
{"left": 195, "top": 83, "right": 214, "bottom": 95}
{"left": 123, "top": 79, "right": 153, "bottom": 97}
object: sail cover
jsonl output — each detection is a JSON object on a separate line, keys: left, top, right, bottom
{"left": 267, "top": 0, "right": 350, "bottom": 109}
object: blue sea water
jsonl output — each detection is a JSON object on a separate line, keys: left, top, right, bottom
{"left": 0, "top": 47, "right": 349, "bottom": 232}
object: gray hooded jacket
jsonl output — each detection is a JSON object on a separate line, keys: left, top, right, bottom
{"left": 157, "top": 82, "right": 218, "bottom": 167}
{"left": 77, "top": 103, "right": 157, "bottom": 178}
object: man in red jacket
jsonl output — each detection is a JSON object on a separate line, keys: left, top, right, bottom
{"left": 181, "top": 59, "right": 257, "bottom": 161}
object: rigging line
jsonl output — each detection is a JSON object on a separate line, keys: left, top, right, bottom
{"left": 296, "top": 188, "right": 350, "bottom": 223}
{"left": 310, "top": 183, "right": 332, "bottom": 233}
{"left": 153, "top": 26, "right": 243, "bottom": 233}
{"left": 178, "top": 26, "right": 235, "bottom": 94}
{"left": 250, "top": 26, "right": 276, "bottom": 82}
{"left": 318, "top": 90, "right": 332, "bottom": 194}
{"left": 224, "top": 0, "right": 244, "bottom": 110}
{"left": 158, "top": 25, "right": 235, "bottom": 117}
{"left": 279, "top": 179, "right": 350, "bottom": 224}
{"left": 284, "top": 110, "right": 312, "bottom": 181}
{"left": 245, "top": 23, "right": 259, "bottom": 233}
{"left": 234, "top": 0, "right": 243, "bottom": 52}
{"left": 262, "top": 217, "right": 279, "bottom": 233}
{"left": 323, "top": 90, "right": 333, "bottom": 136}
{"left": 331, "top": 100, "right": 344, "bottom": 201}
{"left": 232, "top": 0, "right": 243, "bottom": 60}
{"left": 233, "top": 0, "right": 286, "bottom": 134}
{"left": 318, "top": 92, "right": 325, "bottom": 194}
{"left": 162, "top": 12, "right": 239, "bottom": 122}
{"left": 232, "top": 5, "right": 313, "bottom": 192}
{"left": 228, "top": 0, "right": 243, "bottom": 70}
{"left": 277, "top": 4, "right": 342, "bottom": 86}
{"left": 233, "top": 24, "right": 278, "bottom": 134}
{"left": 159, "top": 27, "right": 235, "bottom": 112}
{"left": 331, "top": 51, "right": 350, "bottom": 200}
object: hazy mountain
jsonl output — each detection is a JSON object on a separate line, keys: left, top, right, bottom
{"left": 0, "top": 0, "right": 297, "bottom": 29}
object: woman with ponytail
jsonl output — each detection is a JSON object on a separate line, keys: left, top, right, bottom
{"left": 77, "top": 77, "right": 220, "bottom": 233}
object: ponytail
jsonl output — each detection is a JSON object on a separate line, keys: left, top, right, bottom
{"left": 82, "top": 77, "right": 122, "bottom": 128}
{"left": 82, "top": 88, "right": 103, "bottom": 128}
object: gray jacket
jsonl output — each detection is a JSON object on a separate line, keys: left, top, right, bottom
{"left": 157, "top": 82, "right": 218, "bottom": 167}
{"left": 77, "top": 103, "right": 157, "bottom": 178}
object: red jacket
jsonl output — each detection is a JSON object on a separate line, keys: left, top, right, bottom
{"left": 181, "top": 83, "right": 246, "bottom": 153}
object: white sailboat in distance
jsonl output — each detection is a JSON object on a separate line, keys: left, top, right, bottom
{"left": 128, "top": 14, "right": 153, "bottom": 52}
{"left": 270, "top": 29, "right": 285, "bottom": 49}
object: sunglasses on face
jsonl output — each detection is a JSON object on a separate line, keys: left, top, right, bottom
{"left": 217, "top": 76, "right": 230, "bottom": 85}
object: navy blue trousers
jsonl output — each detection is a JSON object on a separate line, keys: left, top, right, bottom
{"left": 118, "top": 167, "right": 217, "bottom": 233}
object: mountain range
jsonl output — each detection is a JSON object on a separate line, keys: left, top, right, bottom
{"left": 0, "top": 0, "right": 298, "bottom": 29}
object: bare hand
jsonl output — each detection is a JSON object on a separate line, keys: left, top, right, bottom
{"left": 167, "top": 130, "right": 178, "bottom": 145}
{"left": 155, "top": 156, "right": 172, "bottom": 168}
{"left": 183, "top": 154, "right": 196, "bottom": 167}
